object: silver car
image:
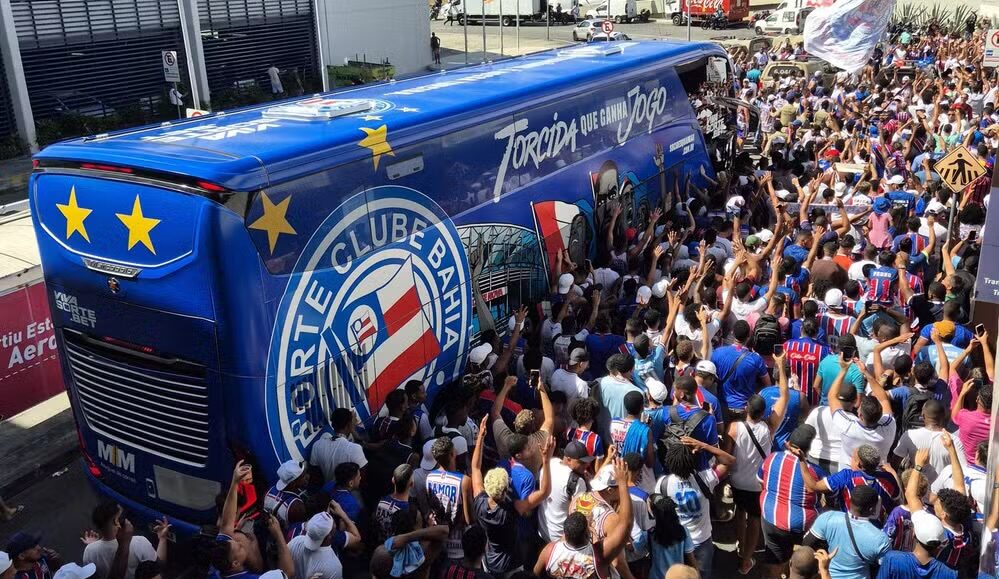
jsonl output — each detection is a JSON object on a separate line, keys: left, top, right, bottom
{"left": 572, "top": 19, "right": 602, "bottom": 41}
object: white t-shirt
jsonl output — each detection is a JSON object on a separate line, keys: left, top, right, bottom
{"left": 729, "top": 419, "right": 772, "bottom": 492}
{"left": 831, "top": 409, "right": 896, "bottom": 470}
{"left": 310, "top": 434, "right": 369, "bottom": 482}
{"left": 933, "top": 464, "right": 987, "bottom": 517}
{"left": 673, "top": 316, "right": 721, "bottom": 358}
{"left": 723, "top": 289, "right": 768, "bottom": 321}
{"left": 656, "top": 469, "right": 718, "bottom": 546}
{"left": 550, "top": 369, "right": 589, "bottom": 407}
{"left": 893, "top": 427, "right": 966, "bottom": 485}
{"left": 540, "top": 458, "right": 587, "bottom": 542}
{"left": 806, "top": 406, "right": 843, "bottom": 464}
{"left": 289, "top": 536, "right": 344, "bottom": 579}
{"left": 82, "top": 537, "right": 157, "bottom": 579}
{"left": 864, "top": 343, "right": 911, "bottom": 373}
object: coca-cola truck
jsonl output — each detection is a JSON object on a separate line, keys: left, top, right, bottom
{"left": 667, "top": 0, "right": 750, "bottom": 25}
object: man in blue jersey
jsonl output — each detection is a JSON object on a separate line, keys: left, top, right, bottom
{"left": 784, "top": 318, "right": 830, "bottom": 407}
{"left": 865, "top": 251, "right": 899, "bottom": 305}
{"left": 712, "top": 320, "right": 771, "bottom": 420}
{"left": 649, "top": 377, "right": 718, "bottom": 470}
{"left": 426, "top": 436, "right": 473, "bottom": 561}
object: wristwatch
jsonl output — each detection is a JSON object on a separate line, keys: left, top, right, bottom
{"left": 914, "top": 465, "right": 924, "bottom": 472}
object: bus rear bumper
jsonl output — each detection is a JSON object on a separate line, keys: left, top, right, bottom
{"left": 83, "top": 463, "right": 208, "bottom": 539}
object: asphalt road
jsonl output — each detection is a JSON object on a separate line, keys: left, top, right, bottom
{"left": 431, "top": 15, "right": 759, "bottom": 63}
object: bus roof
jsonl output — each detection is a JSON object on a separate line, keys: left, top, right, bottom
{"left": 36, "top": 41, "right": 723, "bottom": 191}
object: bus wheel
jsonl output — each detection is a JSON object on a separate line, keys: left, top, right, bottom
{"left": 672, "top": 13, "right": 683, "bottom": 25}
{"left": 755, "top": 26, "right": 763, "bottom": 35}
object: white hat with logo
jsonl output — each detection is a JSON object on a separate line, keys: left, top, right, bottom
{"left": 303, "top": 512, "right": 335, "bottom": 550}
{"left": 275, "top": 460, "right": 305, "bottom": 491}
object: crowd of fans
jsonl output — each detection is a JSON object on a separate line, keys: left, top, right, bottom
{"left": 2, "top": 15, "right": 999, "bottom": 579}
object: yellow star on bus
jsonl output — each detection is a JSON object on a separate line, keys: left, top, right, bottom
{"left": 55, "top": 186, "right": 92, "bottom": 242}
{"left": 248, "top": 192, "right": 296, "bottom": 254}
{"left": 358, "top": 125, "right": 394, "bottom": 170}
{"left": 116, "top": 195, "right": 161, "bottom": 254}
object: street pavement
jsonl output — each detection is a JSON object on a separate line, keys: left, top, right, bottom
{"left": 431, "top": 16, "right": 758, "bottom": 65}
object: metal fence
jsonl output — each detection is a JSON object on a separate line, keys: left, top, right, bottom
{"left": 12, "top": 0, "right": 186, "bottom": 122}
{"left": 0, "top": 45, "right": 17, "bottom": 149}
{"left": 199, "top": 0, "right": 319, "bottom": 103}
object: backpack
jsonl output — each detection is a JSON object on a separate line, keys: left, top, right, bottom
{"left": 656, "top": 406, "right": 709, "bottom": 466}
{"left": 752, "top": 313, "right": 782, "bottom": 355}
{"left": 900, "top": 386, "right": 933, "bottom": 430}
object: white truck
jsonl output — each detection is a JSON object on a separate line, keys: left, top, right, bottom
{"left": 585, "top": 0, "right": 638, "bottom": 22}
{"left": 462, "top": 0, "right": 572, "bottom": 25}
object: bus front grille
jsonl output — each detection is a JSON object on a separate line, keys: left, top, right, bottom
{"left": 62, "top": 333, "right": 211, "bottom": 468}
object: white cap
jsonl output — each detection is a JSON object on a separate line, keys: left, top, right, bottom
{"left": 468, "top": 343, "right": 493, "bottom": 366}
{"left": 507, "top": 316, "right": 523, "bottom": 333}
{"left": 636, "top": 285, "right": 652, "bottom": 305}
{"left": 925, "top": 199, "right": 946, "bottom": 214}
{"left": 557, "top": 273, "right": 575, "bottom": 295}
{"left": 834, "top": 182, "right": 848, "bottom": 197}
{"left": 53, "top": 563, "right": 97, "bottom": 579}
{"left": 726, "top": 195, "right": 745, "bottom": 211}
{"left": 590, "top": 464, "right": 618, "bottom": 492}
{"left": 651, "top": 279, "right": 670, "bottom": 299}
{"left": 775, "top": 189, "right": 795, "bottom": 201}
{"left": 695, "top": 360, "right": 718, "bottom": 377}
{"left": 888, "top": 174, "right": 905, "bottom": 185}
{"left": 0, "top": 552, "right": 10, "bottom": 575}
{"left": 824, "top": 288, "right": 844, "bottom": 308}
{"left": 912, "top": 510, "right": 947, "bottom": 545}
{"left": 303, "top": 512, "right": 335, "bottom": 550}
{"left": 646, "top": 378, "right": 669, "bottom": 404}
{"left": 421, "top": 439, "right": 437, "bottom": 470}
{"left": 260, "top": 572, "right": 288, "bottom": 579}
{"left": 275, "top": 460, "right": 305, "bottom": 491}
{"left": 757, "top": 229, "right": 775, "bottom": 243}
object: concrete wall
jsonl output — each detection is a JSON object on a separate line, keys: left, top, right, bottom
{"left": 318, "top": 0, "right": 432, "bottom": 77}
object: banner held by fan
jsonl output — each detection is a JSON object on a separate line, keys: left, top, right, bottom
{"left": 803, "top": 0, "right": 898, "bottom": 73}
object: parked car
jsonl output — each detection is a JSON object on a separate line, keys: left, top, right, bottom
{"left": 589, "top": 31, "right": 633, "bottom": 41}
{"left": 753, "top": 5, "right": 812, "bottom": 35}
{"left": 572, "top": 19, "right": 602, "bottom": 41}
{"left": 760, "top": 57, "right": 839, "bottom": 89}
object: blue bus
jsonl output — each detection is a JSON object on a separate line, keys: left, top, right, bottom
{"left": 29, "top": 40, "right": 743, "bottom": 533}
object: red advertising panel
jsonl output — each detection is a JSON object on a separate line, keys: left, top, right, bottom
{"left": 0, "top": 281, "right": 64, "bottom": 418}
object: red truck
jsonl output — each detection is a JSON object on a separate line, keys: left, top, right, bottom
{"left": 669, "top": 0, "right": 750, "bottom": 25}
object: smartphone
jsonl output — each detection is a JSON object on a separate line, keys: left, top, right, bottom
{"left": 974, "top": 378, "right": 984, "bottom": 390}
{"left": 841, "top": 346, "right": 856, "bottom": 361}
{"left": 968, "top": 230, "right": 978, "bottom": 242}
{"left": 529, "top": 369, "right": 541, "bottom": 390}
{"left": 976, "top": 324, "right": 987, "bottom": 337}
{"left": 773, "top": 344, "right": 784, "bottom": 356}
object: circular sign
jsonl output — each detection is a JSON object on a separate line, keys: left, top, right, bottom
{"left": 992, "top": 30, "right": 999, "bottom": 47}
{"left": 601, "top": 20, "right": 614, "bottom": 34}
{"left": 163, "top": 52, "right": 176, "bottom": 67}
{"left": 265, "top": 186, "right": 472, "bottom": 462}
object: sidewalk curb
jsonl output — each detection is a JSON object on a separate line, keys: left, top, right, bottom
{"left": 0, "top": 405, "right": 78, "bottom": 497}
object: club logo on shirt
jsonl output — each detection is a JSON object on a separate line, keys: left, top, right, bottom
{"left": 265, "top": 186, "right": 471, "bottom": 462}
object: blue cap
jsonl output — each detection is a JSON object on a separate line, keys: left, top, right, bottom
{"left": 5, "top": 532, "right": 41, "bottom": 558}
{"left": 873, "top": 197, "right": 891, "bottom": 215}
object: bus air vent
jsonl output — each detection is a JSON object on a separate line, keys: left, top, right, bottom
{"left": 262, "top": 97, "right": 373, "bottom": 121}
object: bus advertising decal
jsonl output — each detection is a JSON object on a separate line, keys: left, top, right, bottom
{"left": 266, "top": 186, "right": 471, "bottom": 462}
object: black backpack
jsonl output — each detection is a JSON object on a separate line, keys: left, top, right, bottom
{"left": 752, "top": 313, "right": 782, "bottom": 355}
{"left": 900, "top": 387, "right": 933, "bottom": 430}
{"left": 656, "top": 406, "right": 708, "bottom": 465}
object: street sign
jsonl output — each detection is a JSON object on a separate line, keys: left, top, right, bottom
{"left": 162, "top": 51, "right": 181, "bottom": 83}
{"left": 601, "top": 20, "right": 614, "bottom": 34}
{"left": 185, "top": 108, "right": 209, "bottom": 118}
{"left": 986, "top": 29, "right": 999, "bottom": 68}
{"left": 934, "top": 145, "right": 987, "bottom": 193}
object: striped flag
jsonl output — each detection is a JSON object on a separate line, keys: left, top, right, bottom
{"left": 324, "top": 256, "right": 440, "bottom": 413}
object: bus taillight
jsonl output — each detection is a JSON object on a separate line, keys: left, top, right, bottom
{"left": 100, "top": 335, "right": 155, "bottom": 355}
{"left": 195, "top": 180, "right": 226, "bottom": 193}
{"left": 77, "top": 427, "right": 102, "bottom": 479}
{"left": 80, "top": 163, "right": 135, "bottom": 174}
